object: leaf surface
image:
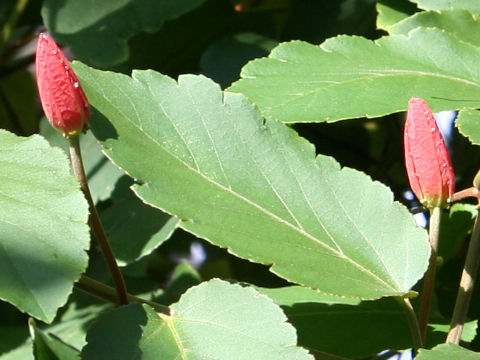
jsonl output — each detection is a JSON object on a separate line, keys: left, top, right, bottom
{"left": 41, "top": 0, "right": 206, "bottom": 66}
{"left": 0, "top": 130, "right": 89, "bottom": 322}
{"left": 74, "top": 63, "right": 430, "bottom": 299}
{"left": 376, "top": 0, "right": 418, "bottom": 31}
{"left": 228, "top": 28, "right": 480, "bottom": 123}
{"left": 82, "top": 279, "right": 313, "bottom": 360}
{"left": 416, "top": 344, "right": 480, "bottom": 360}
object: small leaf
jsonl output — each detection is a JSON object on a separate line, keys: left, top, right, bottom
{"left": 456, "top": 109, "right": 480, "bottom": 145}
{"left": 0, "top": 130, "right": 89, "bottom": 322}
{"left": 228, "top": 28, "right": 480, "bottom": 123}
{"left": 416, "top": 343, "right": 480, "bottom": 360}
{"left": 389, "top": 9, "right": 480, "bottom": 47}
{"left": 376, "top": 0, "right": 418, "bottom": 31}
{"left": 74, "top": 63, "right": 430, "bottom": 300}
{"left": 82, "top": 279, "right": 313, "bottom": 360}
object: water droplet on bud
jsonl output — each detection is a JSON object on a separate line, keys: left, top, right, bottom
{"left": 52, "top": 50, "right": 57, "bottom": 54}
{"left": 73, "top": 82, "right": 79, "bottom": 88}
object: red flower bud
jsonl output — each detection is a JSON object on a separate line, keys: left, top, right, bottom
{"left": 404, "top": 97, "right": 455, "bottom": 208}
{"left": 35, "top": 33, "right": 90, "bottom": 137}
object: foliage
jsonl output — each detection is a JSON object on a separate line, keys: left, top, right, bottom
{"left": 1, "top": 0, "right": 480, "bottom": 359}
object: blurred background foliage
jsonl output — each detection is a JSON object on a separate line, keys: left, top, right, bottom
{"left": 1, "top": 0, "right": 480, "bottom": 358}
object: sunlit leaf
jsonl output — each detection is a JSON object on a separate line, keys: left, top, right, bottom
{"left": 82, "top": 279, "right": 313, "bottom": 360}
{"left": 74, "top": 63, "right": 430, "bottom": 299}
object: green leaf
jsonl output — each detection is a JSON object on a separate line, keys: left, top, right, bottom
{"left": 416, "top": 343, "right": 480, "bottom": 360}
{"left": 228, "top": 28, "right": 480, "bottom": 123}
{"left": 0, "top": 130, "right": 89, "bottom": 322}
{"left": 200, "top": 32, "right": 278, "bottom": 88}
{"left": 82, "top": 279, "right": 313, "bottom": 360}
{"left": 376, "top": 0, "right": 418, "bottom": 31}
{"left": 101, "top": 177, "right": 179, "bottom": 266}
{"left": 439, "top": 203, "right": 477, "bottom": 260}
{"left": 30, "top": 320, "right": 80, "bottom": 360}
{"left": 412, "top": 0, "right": 480, "bottom": 13}
{"left": 39, "top": 120, "right": 124, "bottom": 203}
{"left": 257, "top": 286, "right": 476, "bottom": 358}
{"left": 74, "top": 63, "right": 429, "bottom": 300}
{"left": 41, "top": 0, "right": 206, "bottom": 67}
{"left": 456, "top": 109, "right": 480, "bottom": 145}
{"left": 389, "top": 9, "right": 480, "bottom": 47}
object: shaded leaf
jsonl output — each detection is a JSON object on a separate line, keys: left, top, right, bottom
{"left": 42, "top": 0, "right": 206, "bottom": 67}
{"left": 74, "top": 63, "right": 430, "bottom": 300}
{"left": 0, "top": 130, "right": 89, "bottom": 322}
{"left": 82, "top": 279, "right": 313, "bottom": 360}
{"left": 439, "top": 203, "right": 477, "bottom": 260}
{"left": 257, "top": 286, "right": 476, "bottom": 358}
{"left": 30, "top": 320, "right": 80, "bottom": 360}
{"left": 416, "top": 343, "right": 480, "bottom": 360}
{"left": 389, "top": 9, "right": 480, "bottom": 47}
{"left": 228, "top": 28, "right": 480, "bottom": 123}
{"left": 200, "top": 32, "right": 278, "bottom": 88}
{"left": 101, "top": 177, "right": 179, "bottom": 266}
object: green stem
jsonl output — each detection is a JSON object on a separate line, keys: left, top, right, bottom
{"left": 0, "top": 0, "right": 29, "bottom": 56}
{"left": 446, "top": 209, "right": 480, "bottom": 344}
{"left": 69, "top": 136, "right": 128, "bottom": 306}
{"left": 75, "top": 275, "right": 169, "bottom": 315}
{"left": 396, "top": 296, "right": 424, "bottom": 352}
{"left": 418, "top": 206, "right": 442, "bottom": 345}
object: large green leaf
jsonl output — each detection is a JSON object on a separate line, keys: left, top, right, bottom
{"left": 388, "top": 9, "right": 480, "bottom": 47}
{"left": 257, "top": 286, "right": 476, "bottom": 358}
{"left": 228, "top": 28, "right": 480, "bottom": 123}
{"left": 416, "top": 344, "right": 480, "bottom": 360}
{"left": 41, "top": 0, "right": 206, "bottom": 67}
{"left": 74, "top": 63, "right": 429, "bottom": 299}
{"left": 412, "top": 0, "right": 480, "bottom": 13}
{"left": 0, "top": 130, "right": 89, "bottom": 322}
{"left": 82, "top": 279, "right": 313, "bottom": 360}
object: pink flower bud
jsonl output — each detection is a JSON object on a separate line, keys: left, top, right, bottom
{"left": 404, "top": 97, "right": 455, "bottom": 208}
{"left": 35, "top": 33, "right": 90, "bottom": 137}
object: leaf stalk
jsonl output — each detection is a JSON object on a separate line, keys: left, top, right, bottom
{"left": 69, "top": 135, "right": 128, "bottom": 306}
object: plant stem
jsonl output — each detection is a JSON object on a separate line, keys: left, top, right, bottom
{"left": 418, "top": 206, "right": 441, "bottom": 345}
{"left": 446, "top": 209, "right": 480, "bottom": 344}
{"left": 76, "top": 275, "right": 169, "bottom": 315}
{"left": 396, "top": 296, "right": 424, "bottom": 352}
{"left": 69, "top": 135, "right": 128, "bottom": 306}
